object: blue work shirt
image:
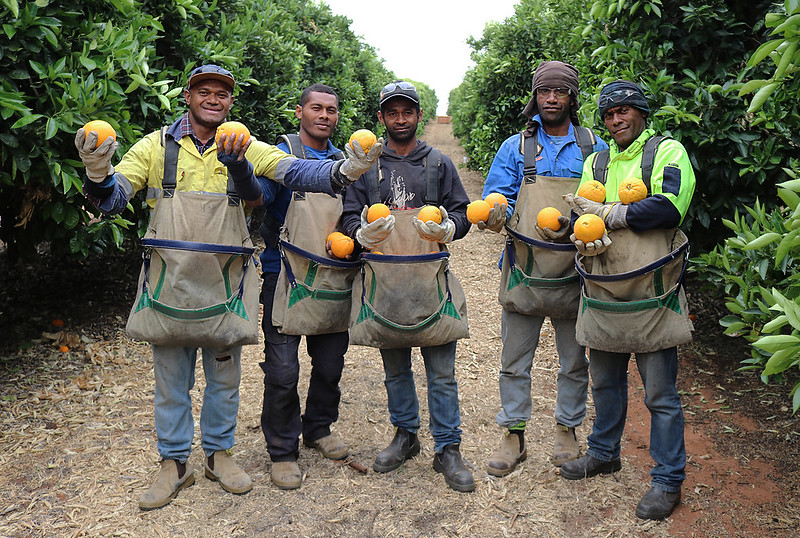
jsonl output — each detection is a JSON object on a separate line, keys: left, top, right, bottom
{"left": 257, "top": 141, "right": 342, "bottom": 273}
{"left": 482, "top": 116, "right": 609, "bottom": 217}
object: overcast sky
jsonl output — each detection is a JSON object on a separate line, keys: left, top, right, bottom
{"left": 318, "top": 0, "right": 521, "bottom": 116}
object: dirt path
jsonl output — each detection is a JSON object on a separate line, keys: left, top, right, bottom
{"left": 1, "top": 123, "right": 798, "bottom": 537}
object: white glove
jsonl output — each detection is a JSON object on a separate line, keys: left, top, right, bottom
{"left": 355, "top": 205, "right": 394, "bottom": 249}
{"left": 75, "top": 128, "right": 118, "bottom": 182}
{"left": 339, "top": 137, "right": 384, "bottom": 182}
{"left": 563, "top": 193, "right": 613, "bottom": 218}
{"left": 571, "top": 232, "right": 612, "bottom": 256}
{"left": 477, "top": 202, "right": 507, "bottom": 232}
{"left": 536, "top": 216, "right": 571, "bottom": 242}
{"left": 604, "top": 203, "right": 628, "bottom": 230}
{"left": 412, "top": 206, "right": 456, "bottom": 243}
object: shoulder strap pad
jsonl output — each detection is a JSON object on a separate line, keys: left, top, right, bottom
{"left": 641, "top": 135, "right": 667, "bottom": 192}
{"left": 424, "top": 148, "right": 441, "bottom": 205}
{"left": 276, "top": 133, "right": 304, "bottom": 158}
{"left": 574, "top": 126, "right": 596, "bottom": 160}
{"left": 162, "top": 127, "right": 180, "bottom": 197}
{"left": 520, "top": 129, "right": 542, "bottom": 183}
{"left": 591, "top": 149, "right": 610, "bottom": 185}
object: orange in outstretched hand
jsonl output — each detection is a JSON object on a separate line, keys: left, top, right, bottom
{"left": 82, "top": 120, "right": 116, "bottom": 148}
{"left": 215, "top": 121, "right": 251, "bottom": 151}
{"left": 417, "top": 205, "right": 442, "bottom": 224}
{"left": 349, "top": 129, "right": 377, "bottom": 153}
{"left": 367, "top": 203, "right": 391, "bottom": 223}
{"left": 466, "top": 200, "right": 491, "bottom": 224}
{"left": 573, "top": 214, "right": 606, "bottom": 243}
{"left": 484, "top": 192, "right": 508, "bottom": 208}
{"left": 577, "top": 180, "right": 606, "bottom": 203}
{"left": 618, "top": 177, "right": 647, "bottom": 204}
{"left": 537, "top": 207, "right": 562, "bottom": 231}
{"left": 329, "top": 234, "right": 354, "bottom": 258}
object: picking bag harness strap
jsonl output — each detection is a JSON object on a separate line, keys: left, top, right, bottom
{"left": 591, "top": 135, "right": 667, "bottom": 192}
{"left": 520, "top": 125, "right": 596, "bottom": 183}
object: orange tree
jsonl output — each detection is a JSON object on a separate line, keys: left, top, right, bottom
{"left": 0, "top": 0, "right": 397, "bottom": 262}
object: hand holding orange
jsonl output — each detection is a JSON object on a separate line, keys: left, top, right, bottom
{"left": 417, "top": 205, "right": 442, "bottom": 224}
{"left": 367, "top": 203, "right": 391, "bottom": 223}
{"left": 537, "top": 207, "right": 562, "bottom": 231}
{"left": 349, "top": 129, "right": 377, "bottom": 153}
{"left": 216, "top": 121, "right": 251, "bottom": 152}
{"left": 573, "top": 213, "right": 606, "bottom": 243}
{"left": 82, "top": 120, "right": 116, "bottom": 148}
{"left": 466, "top": 200, "right": 491, "bottom": 224}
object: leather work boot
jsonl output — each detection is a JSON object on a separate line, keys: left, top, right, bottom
{"left": 551, "top": 423, "right": 580, "bottom": 467}
{"left": 560, "top": 454, "right": 621, "bottom": 480}
{"left": 433, "top": 444, "right": 475, "bottom": 492}
{"left": 487, "top": 430, "right": 526, "bottom": 477}
{"left": 271, "top": 461, "right": 302, "bottom": 490}
{"left": 635, "top": 486, "right": 681, "bottom": 520}
{"left": 138, "top": 459, "right": 195, "bottom": 510}
{"left": 205, "top": 449, "right": 253, "bottom": 494}
{"left": 303, "top": 434, "right": 349, "bottom": 460}
{"left": 373, "top": 428, "right": 420, "bottom": 473}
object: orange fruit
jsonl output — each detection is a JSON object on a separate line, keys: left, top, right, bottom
{"left": 618, "top": 177, "right": 647, "bottom": 204}
{"left": 82, "top": 120, "right": 116, "bottom": 148}
{"left": 367, "top": 203, "right": 391, "bottom": 223}
{"left": 330, "top": 234, "right": 354, "bottom": 258}
{"left": 577, "top": 180, "right": 606, "bottom": 203}
{"left": 537, "top": 207, "right": 562, "bottom": 231}
{"left": 215, "top": 121, "right": 251, "bottom": 151}
{"left": 466, "top": 200, "right": 491, "bottom": 224}
{"left": 484, "top": 192, "right": 508, "bottom": 208}
{"left": 58, "top": 345, "right": 70, "bottom": 353}
{"left": 349, "top": 129, "right": 377, "bottom": 153}
{"left": 417, "top": 205, "right": 442, "bottom": 224}
{"left": 326, "top": 231, "right": 345, "bottom": 246}
{"left": 573, "top": 214, "right": 606, "bottom": 243}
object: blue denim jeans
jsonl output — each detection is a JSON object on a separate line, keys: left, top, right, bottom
{"left": 380, "top": 341, "right": 462, "bottom": 453}
{"left": 152, "top": 344, "right": 241, "bottom": 462}
{"left": 586, "top": 347, "right": 686, "bottom": 491}
{"left": 259, "top": 273, "right": 347, "bottom": 462}
{"left": 496, "top": 309, "right": 588, "bottom": 429}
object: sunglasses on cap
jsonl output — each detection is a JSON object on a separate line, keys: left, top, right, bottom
{"left": 598, "top": 89, "right": 639, "bottom": 109}
{"left": 381, "top": 81, "right": 417, "bottom": 94}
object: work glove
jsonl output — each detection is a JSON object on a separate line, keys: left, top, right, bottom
{"left": 535, "top": 216, "right": 571, "bottom": 242}
{"left": 355, "top": 205, "right": 394, "bottom": 250}
{"left": 217, "top": 135, "right": 262, "bottom": 201}
{"left": 571, "top": 232, "right": 612, "bottom": 256}
{"left": 604, "top": 202, "right": 629, "bottom": 230}
{"left": 563, "top": 193, "right": 614, "bottom": 217}
{"left": 413, "top": 206, "right": 456, "bottom": 243}
{"left": 477, "top": 202, "right": 507, "bottom": 232}
{"left": 332, "top": 138, "right": 384, "bottom": 189}
{"left": 74, "top": 128, "right": 118, "bottom": 182}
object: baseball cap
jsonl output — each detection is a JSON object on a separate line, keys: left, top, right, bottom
{"left": 187, "top": 64, "right": 235, "bottom": 90}
{"left": 379, "top": 81, "right": 419, "bottom": 106}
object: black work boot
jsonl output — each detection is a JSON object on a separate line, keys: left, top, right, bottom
{"left": 559, "top": 454, "right": 621, "bottom": 480}
{"left": 433, "top": 444, "right": 475, "bottom": 492}
{"left": 635, "top": 486, "right": 681, "bottom": 520}
{"left": 373, "top": 428, "right": 420, "bottom": 473}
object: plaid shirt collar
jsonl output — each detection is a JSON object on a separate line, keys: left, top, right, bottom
{"left": 178, "top": 113, "right": 215, "bottom": 154}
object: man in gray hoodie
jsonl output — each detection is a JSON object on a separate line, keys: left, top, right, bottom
{"left": 341, "top": 81, "right": 474, "bottom": 492}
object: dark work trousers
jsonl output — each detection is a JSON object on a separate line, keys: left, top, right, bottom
{"left": 259, "top": 272, "right": 348, "bottom": 462}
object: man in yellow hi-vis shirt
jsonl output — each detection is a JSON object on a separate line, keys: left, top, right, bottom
{"left": 561, "top": 80, "right": 696, "bottom": 521}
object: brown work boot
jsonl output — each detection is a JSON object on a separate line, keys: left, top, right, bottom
{"left": 205, "top": 449, "right": 253, "bottom": 494}
{"left": 138, "top": 459, "right": 194, "bottom": 510}
{"left": 487, "top": 430, "right": 526, "bottom": 477}
{"left": 303, "top": 434, "right": 348, "bottom": 460}
{"left": 551, "top": 423, "right": 581, "bottom": 467}
{"left": 271, "top": 461, "right": 302, "bottom": 490}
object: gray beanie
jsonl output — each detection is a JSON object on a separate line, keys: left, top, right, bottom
{"left": 598, "top": 80, "right": 650, "bottom": 118}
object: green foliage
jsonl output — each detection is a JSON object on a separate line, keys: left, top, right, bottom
{"left": 690, "top": 168, "right": 800, "bottom": 413}
{"left": 740, "top": 0, "right": 800, "bottom": 113}
{"left": 0, "top": 0, "right": 402, "bottom": 262}
{"left": 449, "top": 0, "right": 800, "bottom": 253}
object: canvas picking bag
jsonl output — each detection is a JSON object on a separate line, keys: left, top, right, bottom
{"left": 499, "top": 174, "right": 581, "bottom": 319}
{"left": 349, "top": 210, "right": 469, "bottom": 349}
{"left": 271, "top": 192, "right": 360, "bottom": 335}
{"left": 125, "top": 188, "right": 260, "bottom": 348}
{"left": 575, "top": 227, "right": 694, "bottom": 353}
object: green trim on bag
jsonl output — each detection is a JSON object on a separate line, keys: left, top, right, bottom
{"left": 653, "top": 267, "right": 664, "bottom": 296}
{"left": 355, "top": 296, "right": 461, "bottom": 332}
{"left": 581, "top": 286, "right": 683, "bottom": 314}
{"left": 287, "top": 279, "right": 352, "bottom": 308}
{"left": 222, "top": 256, "right": 236, "bottom": 297}
{"left": 152, "top": 253, "right": 168, "bottom": 298}
{"left": 133, "top": 287, "right": 152, "bottom": 313}
{"left": 508, "top": 266, "right": 579, "bottom": 291}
